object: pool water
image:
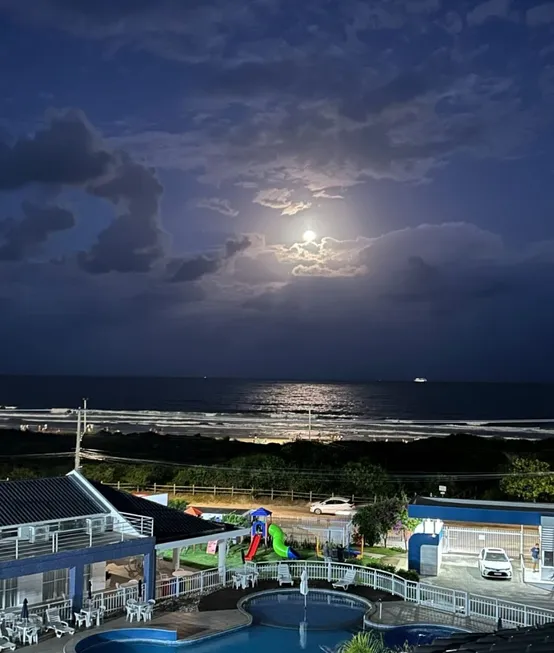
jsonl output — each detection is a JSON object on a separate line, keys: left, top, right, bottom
{"left": 79, "top": 626, "right": 353, "bottom": 653}
{"left": 384, "top": 624, "right": 469, "bottom": 648}
{"left": 77, "top": 590, "right": 466, "bottom": 653}
{"left": 245, "top": 590, "right": 368, "bottom": 629}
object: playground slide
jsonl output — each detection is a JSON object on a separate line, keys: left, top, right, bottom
{"left": 268, "top": 523, "right": 300, "bottom": 560}
{"left": 245, "top": 534, "right": 262, "bottom": 561}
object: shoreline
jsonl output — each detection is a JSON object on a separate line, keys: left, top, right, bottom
{"left": 2, "top": 408, "right": 554, "bottom": 441}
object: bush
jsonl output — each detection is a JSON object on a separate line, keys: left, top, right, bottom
{"left": 168, "top": 498, "right": 188, "bottom": 511}
{"left": 395, "top": 568, "right": 420, "bottom": 582}
{"left": 364, "top": 559, "right": 396, "bottom": 574}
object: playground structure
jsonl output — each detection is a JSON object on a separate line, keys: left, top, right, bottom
{"left": 246, "top": 507, "right": 272, "bottom": 561}
{"left": 245, "top": 507, "right": 301, "bottom": 561}
{"left": 268, "top": 523, "right": 300, "bottom": 560}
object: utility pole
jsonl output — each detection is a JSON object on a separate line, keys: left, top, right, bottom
{"left": 75, "top": 408, "right": 82, "bottom": 470}
{"left": 82, "top": 397, "right": 88, "bottom": 436}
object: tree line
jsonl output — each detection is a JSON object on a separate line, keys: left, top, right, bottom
{"left": 2, "top": 427, "right": 554, "bottom": 503}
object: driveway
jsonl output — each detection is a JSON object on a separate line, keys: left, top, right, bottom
{"left": 423, "top": 554, "right": 554, "bottom": 609}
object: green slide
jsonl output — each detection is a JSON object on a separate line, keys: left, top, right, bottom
{"left": 268, "top": 523, "right": 300, "bottom": 559}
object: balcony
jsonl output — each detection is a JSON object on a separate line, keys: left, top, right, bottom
{"left": 0, "top": 512, "right": 154, "bottom": 562}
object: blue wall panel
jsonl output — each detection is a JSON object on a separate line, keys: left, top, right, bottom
{"left": 408, "top": 505, "right": 541, "bottom": 526}
{"left": 408, "top": 531, "right": 442, "bottom": 574}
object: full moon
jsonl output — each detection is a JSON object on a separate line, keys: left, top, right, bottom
{"left": 303, "top": 229, "right": 317, "bottom": 242}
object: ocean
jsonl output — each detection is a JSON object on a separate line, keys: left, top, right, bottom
{"left": 1, "top": 376, "right": 554, "bottom": 441}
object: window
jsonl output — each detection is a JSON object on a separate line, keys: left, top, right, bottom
{"left": 42, "top": 569, "right": 69, "bottom": 602}
{"left": 84, "top": 564, "right": 92, "bottom": 592}
{"left": 0, "top": 578, "right": 17, "bottom": 609}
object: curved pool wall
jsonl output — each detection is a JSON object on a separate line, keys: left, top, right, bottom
{"left": 238, "top": 588, "right": 373, "bottom": 630}
{"left": 75, "top": 629, "right": 177, "bottom": 651}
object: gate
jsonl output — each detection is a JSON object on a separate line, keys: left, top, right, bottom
{"left": 443, "top": 526, "right": 538, "bottom": 557}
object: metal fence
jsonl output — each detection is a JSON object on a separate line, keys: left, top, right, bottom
{"left": 153, "top": 560, "right": 554, "bottom": 629}
{"left": 107, "top": 482, "right": 377, "bottom": 505}
{"left": 443, "top": 526, "right": 539, "bottom": 558}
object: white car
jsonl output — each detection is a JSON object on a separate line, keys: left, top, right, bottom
{"left": 478, "top": 547, "right": 513, "bottom": 579}
{"left": 309, "top": 497, "right": 355, "bottom": 515}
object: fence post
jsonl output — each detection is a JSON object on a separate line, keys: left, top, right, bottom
{"left": 154, "top": 483, "right": 157, "bottom": 492}
{"left": 117, "top": 481, "right": 121, "bottom": 489}
{"left": 173, "top": 484, "right": 176, "bottom": 496}
{"left": 520, "top": 525, "right": 524, "bottom": 556}
{"left": 251, "top": 487, "right": 254, "bottom": 497}
{"left": 231, "top": 486, "right": 234, "bottom": 497}
{"left": 351, "top": 494, "right": 355, "bottom": 503}
{"left": 291, "top": 489, "right": 294, "bottom": 501}
{"left": 309, "top": 491, "right": 312, "bottom": 502}
{"left": 213, "top": 486, "right": 216, "bottom": 497}
{"left": 192, "top": 485, "right": 195, "bottom": 495}
{"left": 271, "top": 488, "right": 274, "bottom": 500}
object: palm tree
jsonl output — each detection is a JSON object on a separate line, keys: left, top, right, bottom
{"left": 336, "top": 631, "right": 412, "bottom": 653}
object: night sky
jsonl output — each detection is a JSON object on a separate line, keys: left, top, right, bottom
{"left": 1, "top": 0, "right": 554, "bottom": 381}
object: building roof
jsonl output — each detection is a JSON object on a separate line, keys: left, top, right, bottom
{"left": 90, "top": 481, "right": 235, "bottom": 544}
{"left": 412, "top": 496, "right": 554, "bottom": 515}
{"left": 417, "top": 623, "right": 554, "bottom": 652}
{"left": 0, "top": 476, "right": 107, "bottom": 528}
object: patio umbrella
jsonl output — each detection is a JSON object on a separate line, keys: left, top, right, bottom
{"left": 300, "top": 568, "right": 309, "bottom": 607}
{"left": 299, "top": 568, "right": 309, "bottom": 649}
{"left": 138, "top": 579, "right": 143, "bottom": 600}
{"left": 21, "top": 598, "right": 29, "bottom": 622}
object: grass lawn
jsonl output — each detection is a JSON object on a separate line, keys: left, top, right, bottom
{"left": 161, "top": 542, "right": 319, "bottom": 570}
{"left": 364, "top": 546, "right": 405, "bottom": 557}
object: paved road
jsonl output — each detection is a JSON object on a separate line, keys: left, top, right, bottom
{"left": 427, "top": 554, "right": 554, "bottom": 609}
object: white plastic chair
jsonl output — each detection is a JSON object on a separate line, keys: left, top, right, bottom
{"left": 332, "top": 568, "right": 357, "bottom": 590}
{"left": 74, "top": 612, "right": 88, "bottom": 628}
{"left": 0, "top": 635, "right": 16, "bottom": 651}
{"left": 45, "top": 608, "right": 75, "bottom": 638}
{"left": 23, "top": 626, "right": 39, "bottom": 645}
{"left": 125, "top": 601, "right": 140, "bottom": 623}
{"left": 277, "top": 564, "right": 294, "bottom": 586}
{"left": 139, "top": 604, "right": 153, "bottom": 622}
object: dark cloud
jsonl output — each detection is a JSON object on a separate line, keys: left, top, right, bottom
{"left": 79, "top": 159, "right": 164, "bottom": 273}
{"left": 224, "top": 235, "right": 251, "bottom": 257}
{"left": 0, "top": 109, "right": 113, "bottom": 190}
{"left": 0, "top": 110, "right": 165, "bottom": 273}
{"left": 0, "top": 201, "right": 74, "bottom": 261}
{"left": 170, "top": 235, "right": 252, "bottom": 283}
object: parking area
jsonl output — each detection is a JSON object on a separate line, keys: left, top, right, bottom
{"left": 425, "top": 554, "right": 554, "bottom": 609}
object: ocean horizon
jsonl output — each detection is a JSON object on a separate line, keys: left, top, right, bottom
{"left": 1, "top": 376, "right": 554, "bottom": 441}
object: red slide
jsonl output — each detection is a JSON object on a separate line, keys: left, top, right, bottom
{"left": 245, "top": 534, "right": 262, "bottom": 561}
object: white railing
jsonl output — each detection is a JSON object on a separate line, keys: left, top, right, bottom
{"left": 153, "top": 560, "right": 554, "bottom": 629}
{"left": 119, "top": 513, "right": 155, "bottom": 538}
{"left": 98, "top": 584, "right": 141, "bottom": 616}
{"left": 0, "top": 513, "right": 154, "bottom": 561}
{"left": 27, "top": 597, "right": 72, "bottom": 622}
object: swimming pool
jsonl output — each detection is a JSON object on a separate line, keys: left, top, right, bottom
{"left": 383, "top": 624, "right": 469, "bottom": 648}
{"left": 74, "top": 590, "right": 466, "bottom": 653}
